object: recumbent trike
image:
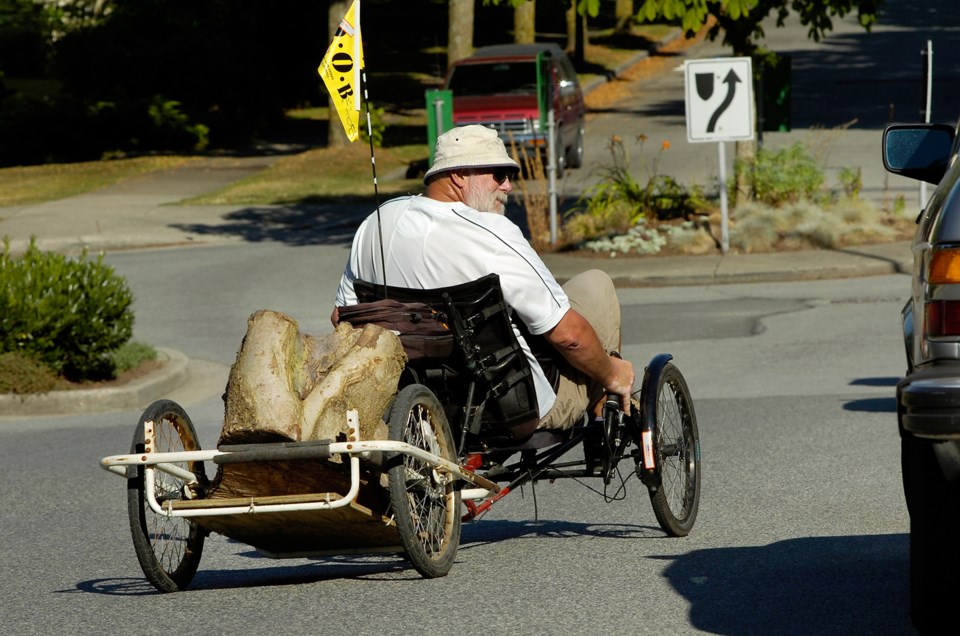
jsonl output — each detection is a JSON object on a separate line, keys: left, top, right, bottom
{"left": 99, "top": 274, "right": 701, "bottom": 591}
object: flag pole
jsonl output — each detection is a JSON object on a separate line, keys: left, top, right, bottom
{"left": 360, "top": 69, "right": 387, "bottom": 299}
{"left": 354, "top": 2, "right": 387, "bottom": 299}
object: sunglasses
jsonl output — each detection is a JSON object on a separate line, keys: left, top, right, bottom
{"left": 492, "top": 167, "right": 518, "bottom": 184}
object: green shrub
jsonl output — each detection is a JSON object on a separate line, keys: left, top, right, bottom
{"left": 837, "top": 166, "right": 862, "bottom": 200}
{"left": 111, "top": 341, "right": 157, "bottom": 374}
{"left": 568, "top": 135, "right": 706, "bottom": 242}
{"left": 737, "top": 142, "right": 824, "bottom": 206}
{"left": 0, "top": 238, "right": 134, "bottom": 381}
{"left": 0, "top": 351, "right": 65, "bottom": 395}
{"left": 146, "top": 95, "right": 210, "bottom": 152}
{"left": 359, "top": 105, "right": 386, "bottom": 148}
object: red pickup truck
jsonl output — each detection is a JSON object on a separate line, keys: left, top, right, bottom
{"left": 444, "top": 43, "right": 586, "bottom": 171}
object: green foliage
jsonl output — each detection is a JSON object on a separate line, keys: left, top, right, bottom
{"left": 359, "top": 105, "right": 386, "bottom": 148}
{"left": 0, "top": 0, "right": 58, "bottom": 76}
{"left": 147, "top": 96, "right": 210, "bottom": 152}
{"left": 0, "top": 238, "right": 134, "bottom": 381}
{"left": 637, "top": 0, "right": 883, "bottom": 56}
{"left": 570, "top": 135, "right": 706, "bottom": 241}
{"left": 736, "top": 142, "right": 824, "bottom": 206}
{"left": 0, "top": 351, "right": 65, "bottom": 395}
{"left": 837, "top": 166, "right": 861, "bottom": 200}
{"left": 111, "top": 341, "right": 157, "bottom": 374}
{"left": 892, "top": 194, "right": 906, "bottom": 215}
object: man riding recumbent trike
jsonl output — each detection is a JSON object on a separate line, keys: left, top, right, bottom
{"left": 98, "top": 126, "right": 701, "bottom": 591}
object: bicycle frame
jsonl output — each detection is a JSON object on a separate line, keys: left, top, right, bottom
{"left": 101, "top": 409, "right": 500, "bottom": 519}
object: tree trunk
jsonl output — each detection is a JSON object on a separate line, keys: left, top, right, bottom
{"left": 514, "top": 0, "right": 535, "bottom": 44}
{"left": 221, "top": 310, "right": 406, "bottom": 446}
{"left": 326, "top": 0, "right": 350, "bottom": 148}
{"left": 615, "top": 0, "right": 634, "bottom": 34}
{"left": 574, "top": 9, "right": 587, "bottom": 65}
{"left": 565, "top": 1, "right": 576, "bottom": 53}
{"left": 447, "top": 0, "right": 474, "bottom": 70}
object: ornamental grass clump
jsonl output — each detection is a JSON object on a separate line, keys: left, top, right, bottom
{"left": 0, "top": 238, "right": 134, "bottom": 381}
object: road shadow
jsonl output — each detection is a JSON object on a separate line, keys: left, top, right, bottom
{"left": 68, "top": 555, "right": 414, "bottom": 594}
{"left": 170, "top": 204, "right": 371, "bottom": 247}
{"left": 459, "top": 517, "right": 665, "bottom": 549}
{"left": 660, "top": 534, "right": 914, "bottom": 635}
{"left": 777, "top": 2, "right": 960, "bottom": 129}
{"left": 69, "top": 519, "right": 664, "bottom": 594}
{"left": 843, "top": 396, "right": 897, "bottom": 413}
{"left": 850, "top": 377, "right": 901, "bottom": 387}
{"left": 828, "top": 246, "right": 910, "bottom": 275}
{"left": 844, "top": 377, "right": 899, "bottom": 413}
{"left": 167, "top": 196, "right": 584, "bottom": 247}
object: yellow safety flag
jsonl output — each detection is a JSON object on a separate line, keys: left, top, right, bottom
{"left": 318, "top": 0, "right": 364, "bottom": 142}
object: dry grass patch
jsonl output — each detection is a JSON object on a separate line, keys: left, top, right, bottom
{"left": 186, "top": 143, "right": 427, "bottom": 205}
{"left": 0, "top": 156, "right": 199, "bottom": 207}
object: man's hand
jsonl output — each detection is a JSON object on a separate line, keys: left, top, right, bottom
{"left": 604, "top": 354, "right": 635, "bottom": 415}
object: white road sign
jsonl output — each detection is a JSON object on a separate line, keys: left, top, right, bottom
{"left": 684, "top": 57, "right": 754, "bottom": 143}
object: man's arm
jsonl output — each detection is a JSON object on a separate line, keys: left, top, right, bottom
{"left": 543, "top": 308, "right": 635, "bottom": 413}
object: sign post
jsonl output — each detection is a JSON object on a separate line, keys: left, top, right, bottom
{"left": 684, "top": 57, "right": 755, "bottom": 254}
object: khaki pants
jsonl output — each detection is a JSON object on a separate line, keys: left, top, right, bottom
{"left": 536, "top": 269, "right": 621, "bottom": 430}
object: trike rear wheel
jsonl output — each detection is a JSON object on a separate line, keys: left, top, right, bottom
{"left": 387, "top": 384, "right": 461, "bottom": 578}
{"left": 646, "top": 363, "right": 701, "bottom": 536}
{"left": 126, "top": 399, "right": 206, "bottom": 592}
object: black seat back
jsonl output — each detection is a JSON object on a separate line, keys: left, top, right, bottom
{"left": 352, "top": 274, "right": 539, "bottom": 443}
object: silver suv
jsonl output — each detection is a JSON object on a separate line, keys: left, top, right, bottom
{"left": 883, "top": 119, "right": 960, "bottom": 633}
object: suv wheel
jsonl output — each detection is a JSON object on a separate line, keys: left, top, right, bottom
{"left": 566, "top": 126, "right": 584, "bottom": 169}
{"left": 901, "top": 430, "right": 960, "bottom": 633}
{"left": 553, "top": 128, "right": 566, "bottom": 174}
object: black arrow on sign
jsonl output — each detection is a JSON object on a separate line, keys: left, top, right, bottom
{"left": 706, "top": 69, "right": 742, "bottom": 133}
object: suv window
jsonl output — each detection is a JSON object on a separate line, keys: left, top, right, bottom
{"left": 557, "top": 58, "right": 578, "bottom": 96}
{"left": 446, "top": 61, "right": 539, "bottom": 96}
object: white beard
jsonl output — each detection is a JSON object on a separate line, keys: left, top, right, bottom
{"left": 464, "top": 180, "right": 507, "bottom": 214}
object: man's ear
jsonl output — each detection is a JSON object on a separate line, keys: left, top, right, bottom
{"left": 449, "top": 170, "right": 468, "bottom": 188}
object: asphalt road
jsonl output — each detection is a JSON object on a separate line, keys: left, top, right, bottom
{"left": 0, "top": 242, "right": 914, "bottom": 634}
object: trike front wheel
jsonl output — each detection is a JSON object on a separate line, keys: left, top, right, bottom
{"left": 644, "top": 363, "right": 701, "bottom": 536}
{"left": 126, "top": 399, "right": 206, "bottom": 592}
{"left": 387, "top": 384, "right": 461, "bottom": 578}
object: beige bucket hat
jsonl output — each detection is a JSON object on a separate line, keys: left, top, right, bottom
{"left": 423, "top": 125, "right": 520, "bottom": 183}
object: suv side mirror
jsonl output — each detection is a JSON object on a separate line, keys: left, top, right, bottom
{"left": 883, "top": 123, "right": 955, "bottom": 185}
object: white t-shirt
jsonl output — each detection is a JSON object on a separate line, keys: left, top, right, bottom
{"left": 335, "top": 195, "right": 570, "bottom": 417}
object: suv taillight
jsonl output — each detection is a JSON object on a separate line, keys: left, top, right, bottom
{"left": 926, "top": 301, "right": 960, "bottom": 337}
{"left": 925, "top": 248, "right": 960, "bottom": 337}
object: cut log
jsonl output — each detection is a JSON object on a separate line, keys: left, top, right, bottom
{"left": 204, "top": 310, "right": 408, "bottom": 551}
{"left": 220, "top": 309, "right": 406, "bottom": 445}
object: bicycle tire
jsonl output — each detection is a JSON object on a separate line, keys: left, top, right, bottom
{"left": 386, "top": 384, "right": 461, "bottom": 577}
{"left": 126, "top": 399, "right": 206, "bottom": 592}
{"left": 645, "top": 363, "right": 701, "bottom": 536}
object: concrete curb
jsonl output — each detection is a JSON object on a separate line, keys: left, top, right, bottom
{"left": 0, "top": 348, "right": 189, "bottom": 418}
{"left": 580, "top": 28, "right": 685, "bottom": 95}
